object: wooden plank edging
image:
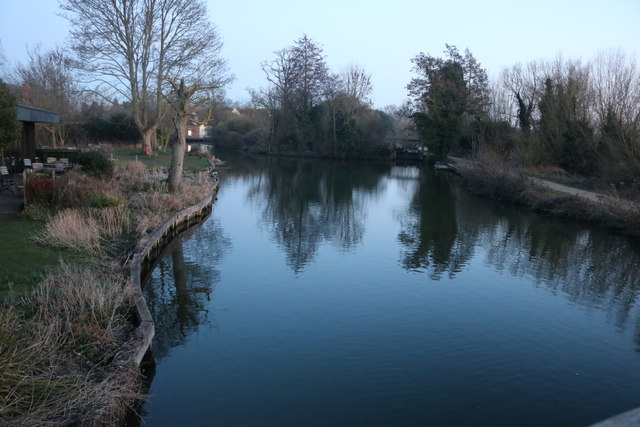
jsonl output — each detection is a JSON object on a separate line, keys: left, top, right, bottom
{"left": 128, "top": 180, "right": 219, "bottom": 366}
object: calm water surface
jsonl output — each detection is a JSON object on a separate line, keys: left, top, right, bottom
{"left": 141, "top": 155, "right": 640, "bottom": 426}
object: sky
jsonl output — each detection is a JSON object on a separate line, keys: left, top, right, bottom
{"left": 1, "top": 0, "right": 639, "bottom": 108}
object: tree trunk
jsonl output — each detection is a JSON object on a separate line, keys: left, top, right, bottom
{"left": 332, "top": 108, "right": 338, "bottom": 157}
{"left": 44, "top": 125, "right": 56, "bottom": 148}
{"left": 150, "top": 127, "right": 158, "bottom": 151}
{"left": 168, "top": 116, "right": 188, "bottom": 191}
{"left": 142, "top": 127, "right": 157, "bottom": 155}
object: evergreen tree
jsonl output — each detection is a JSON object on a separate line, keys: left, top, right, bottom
{"left": 407, "top": 45, "right": 489, "bottom": 158}
{"left": 0, "top": 79, "right": 20, "bottom": 154}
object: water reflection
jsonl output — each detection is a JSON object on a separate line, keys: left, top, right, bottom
{"left": 397, "top": 170, "right": 471, "bottom": 278}
{"left": 395, "top": 167, "right": 640, "bottom": 345}
{"left": 141, "top": 157, "right": 640, "bottom": 425}
{"left": 246, "top": 158, "right": 390, "bottom": 273}
{"left": 143, "top": 219, "right": 231, "bottom": 360}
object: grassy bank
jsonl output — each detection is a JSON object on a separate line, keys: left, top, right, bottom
{"left": 0, "top": 157, "right": 215, "bottom": 425}
{"left": 0, "top": 217, "right": 87, "bottom": 298}
{"left": 113, "top": 147, "right": 210, "bottom": 171}
{"left": 455, "top": 161, "right": 640, "bottom": 238}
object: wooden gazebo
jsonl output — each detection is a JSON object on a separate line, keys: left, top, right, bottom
{"left": 17, "top": 104, "right": 60, "bottom": 160}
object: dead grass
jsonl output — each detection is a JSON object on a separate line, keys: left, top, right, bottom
{"left": 0, "top": 264, "right": 143, "bottom": 426}
{"left": 35, "top": 205, "right": 131, "bottom": 255}
{"left": 36, "top": 209, "right": 101, "bottom": 253}
{"left": 91, "top": 205, "right": 131, "bottom": 238}
{"left": 130, "top": 173, "right": 212, "bottom": 235}
{"left": 2, "top": 160, "right": 217, "bottom": 425}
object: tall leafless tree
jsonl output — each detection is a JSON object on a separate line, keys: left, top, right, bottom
{"left": 59, "top": 0, "right": 228, "bottom": 155}
{"left": 260, "top": 35, "right": 329, "bottom": 150}
{"left": 16, "top": 46, "right": 79, "bottom": 146}
{"left": 341, "top": 63, "right": 373, "bottom": 107}
{"left": 590, "top": 49, "right": 640, "bottom": 172}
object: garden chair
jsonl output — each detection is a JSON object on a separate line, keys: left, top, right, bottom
{"left": 23, "top": 158, "right": 32, "bottom": 169}
{"left": 32, "top": 162, "right": 44, "bottom": 170}
{"left": 46, "top": 157, "right": 57, "bottom": 165}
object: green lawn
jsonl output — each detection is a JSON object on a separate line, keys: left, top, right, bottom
{"left": 0, "top": 217, "right": 85, "bottom": 299}
{"left": 112, "top": 148, "right": 211, "bottom": 171}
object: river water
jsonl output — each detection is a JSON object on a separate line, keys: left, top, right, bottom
{"left": 140, "top": 154, "right": 640, "bottom": 426}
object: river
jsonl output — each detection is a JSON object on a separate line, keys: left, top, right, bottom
{"left": 139, "top": 154, "right": 640, "bottom": 426}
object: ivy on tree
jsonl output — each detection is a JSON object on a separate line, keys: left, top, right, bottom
{"left": 0, "top": 79, "right": 20, "bottom": 153}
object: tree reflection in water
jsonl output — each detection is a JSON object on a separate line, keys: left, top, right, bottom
{"left": 397, "top": 169, "right": 470, "bottom": 279}
{"left": 143, "top": 219, "right": 231, "bottom": 360}
{"left": 247, "top": 158, "right": 390, "bottom": 273}
{"left": 396, "top": 167, "right": 640, "bottom": 348}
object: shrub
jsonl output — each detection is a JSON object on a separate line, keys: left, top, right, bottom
{"left": 112, "top": 161, "right": 151, "bottom": 193}
{"left": 54, "top": 171, "right": 123, "bottom": 209}
{"left": 25, "top": 175, "right": 55, "bottom": 206}
{"left": 89, "top": 192, "right": 123, "bottom": 209}
{"left": 78, "top": 151, "right": 113, "bottom": 177}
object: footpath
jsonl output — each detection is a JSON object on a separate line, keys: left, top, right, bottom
{"left": 528, "top": 177, "right": 605, "bottom": 203}
{"left": 0, "top": 190, "right": 22, "bottom": 223}
{"left": 449, "top": 156, "right": 637, "bottom": 207}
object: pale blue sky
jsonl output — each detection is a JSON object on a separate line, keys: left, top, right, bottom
{"left": 1, "top": 0, "right": 638, "bottom": 108}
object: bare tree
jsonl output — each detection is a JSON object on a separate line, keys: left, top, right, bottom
{"left": 60, "top": 0, "right": 226, "bottom": 154}
{"left": 322, "top": 73, "right": 344, "bottom": 155}
{"left": 16, "top": 46, "right": 79, "bottom": 146}
{"left": 165, "top": 64, "right": 231, "bottom": 190}
{"left": 501, "top": 61, "right": 546, "bottom": 132}
{"left": 260, "top": 35, "right": 329, "bottom": 150}
{"left": 0, "top": 40, "right": 8, "bottom": 80}
{"left": 341, "top": 63, "right": 373, "bottom": 106}
{"left": 248, "top": 86, "right": 279, "bottom": 152}
{"left": 591, "top": 49, "right": 640, "bottom": 172}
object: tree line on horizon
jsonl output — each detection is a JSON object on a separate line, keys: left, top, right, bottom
{"left": 246, "top": 35, "right": 392, "bottom": 158}
{"left": 1, "top": 3, "right": 639, "bottom": 179}
{"left": 407, "top": 46, "right": 640, "bottom": 179}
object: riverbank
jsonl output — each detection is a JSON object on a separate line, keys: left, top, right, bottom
{"left": 0, "top": 159, "right": 218, "bottom": 425}
{"left": 450, "top": 157, "right": 640, "bottom": 239}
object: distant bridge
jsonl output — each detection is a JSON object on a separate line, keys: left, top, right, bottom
{"left": 386, "top": 137, "right": 421, "bottom": 145}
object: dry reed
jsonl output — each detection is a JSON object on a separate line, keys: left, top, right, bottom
{"left": 0, "top": 264, "right": 143, "bottom": 426}
{"left": 36, "top": 209, "right": 101, "bottom": 253}
{"left": 35, "top": 205, "right": 131, "bottom": 255}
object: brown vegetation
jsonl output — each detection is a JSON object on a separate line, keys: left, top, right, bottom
{"left": 457, "top": 161, "right": 640, "bottom": 238}
{"left": 1, "top": 160, "right": 216, "bottom": 425}
{"left": 0, "top": 264, "right": 141, "bottom": 425}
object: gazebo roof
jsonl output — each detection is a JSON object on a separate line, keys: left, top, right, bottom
{"left": 17, "top": 104, "right": 60, "bottom": 123}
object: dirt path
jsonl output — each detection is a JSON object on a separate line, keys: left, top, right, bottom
{"left": 528, "top": 178, "right": 605, "bottom": 203}
{"left": 448, "top": 156, "right": 630, "bottom": 206}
